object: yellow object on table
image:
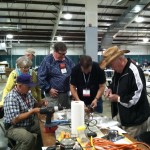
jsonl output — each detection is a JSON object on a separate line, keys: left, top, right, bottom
{"left": 58, "top": 131, "right": 71, "bottom": 141}
{"left": 77, "top": 125, "right": 89, "bottom": 149}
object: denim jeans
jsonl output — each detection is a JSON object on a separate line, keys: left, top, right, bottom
{"left": 95, "top": 98, "right": 103, "bottom": 113}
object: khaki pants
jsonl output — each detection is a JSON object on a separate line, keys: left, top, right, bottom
{"left": 6, "top": 119, "right": 40, "bottom": 150}
{"left": 122, "top": 120, "right": 148, "bottom": 137}
{"left": 46, "top": 92, "right": 70, "bottom": 108}
{"left": 146, "top": 117, "right": 150, "bottom": 131}
{"left": 116, "top": 114, "right": 148, "bottom": 137}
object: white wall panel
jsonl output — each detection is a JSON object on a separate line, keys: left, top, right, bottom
{"left": 120, "top": 45, "right": 150, "bottom": 55}
{"left": 11, "top": 46, "right": 49, "bottom": 55}
{"left": 11, "top": 46, "right": 84, "bottom": 55}
{"left": 10, "top": 45, "right": 150, "bottom": 56}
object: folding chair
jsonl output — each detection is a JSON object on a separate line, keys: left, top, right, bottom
{"left": 0, "top": 123, "right": 16, "bottom": 149}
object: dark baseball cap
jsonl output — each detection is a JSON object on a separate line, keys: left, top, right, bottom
{"left": 16, "top": 74, "right": 36, "bottom": 87}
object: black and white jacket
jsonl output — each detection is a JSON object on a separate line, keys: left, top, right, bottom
{"left": 110, "top": 58, "right": 150, "bottom": 127}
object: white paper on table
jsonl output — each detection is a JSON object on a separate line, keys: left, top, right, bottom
{"left": 109, "top": 126, "right": 127, "bottom": 134}
{"left": 100, "top": 121, "right": 119, "bottom": 128}
{"left": 42, "top": 147, "right": 48, "bottom": 150}
{"left": 146, "top": 82, "right": 150, "bottom": 87}
{"left": 114, "top": 138, "right": 133, "bottom": 144}
{"left": 56, "top": 112, "right": 65, "bottom": 120}
{"left": 95, "top": 117, "right": 120, "bottom": 128}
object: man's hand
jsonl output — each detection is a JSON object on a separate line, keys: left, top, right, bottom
{"left": 31, "top": 108, "right": 40, "bottom": 114}
{"left": 90, "top": 99, "right": 97, "bottom": 108}
{"left": 38, "top": 99, "right": 48, "bottom": 107}
{"left": 84, "top": 106, "right": 89, "bottom": 113}
{"left": 108, "top": 93, "right": 119, "bottom": 102}
{"left": 105, "top": 88, "right": 112, "bottom": 97}
{"left": 12, "top": 107, "right": 40, "bottom": 125}
{"left": 42, "top": 100, "right": 48, "bottom": 107}
{"left": 49, "top": 88, "right": 58, "bottom": 97}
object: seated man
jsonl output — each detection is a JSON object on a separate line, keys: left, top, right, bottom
{"left": 3, "top": 74, "right": 47, "bottom": 150}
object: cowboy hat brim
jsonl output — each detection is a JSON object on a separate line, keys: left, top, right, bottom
{"left": 100, "top": 49, "right": 130, "bottom": 69}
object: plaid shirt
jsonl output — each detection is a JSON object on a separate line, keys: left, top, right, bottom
{"left": 4, "top": 87, "right": 36, "bottom": 127}
{"left": 38, "top": 54, "right": 74, "bottom": 92}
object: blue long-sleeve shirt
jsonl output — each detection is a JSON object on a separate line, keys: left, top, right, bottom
{"left": 38, "top": 54, "right": 74, "bottom": 93}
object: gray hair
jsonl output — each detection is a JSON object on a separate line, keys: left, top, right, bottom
{"left": 16, "top": 56, "right": 32, "bottom": 68}
{"left": 25, "top": 48, "right": 35, "bottom": 55}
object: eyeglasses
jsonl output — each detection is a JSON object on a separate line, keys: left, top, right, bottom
{"left": 20, "top": 67, "right": 30, "bottom": 70}
{"left": 57, "top": 51, "right": 67, "bottom": 56}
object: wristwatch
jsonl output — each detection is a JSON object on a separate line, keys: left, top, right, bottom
{"left": 117, "top": 96, "right": 120, "bottom": 103}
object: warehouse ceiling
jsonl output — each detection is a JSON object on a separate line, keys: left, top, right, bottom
{"left": 1, "top": 0, "right": 150, "bottom": 49}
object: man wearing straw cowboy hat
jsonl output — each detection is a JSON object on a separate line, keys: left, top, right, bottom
{"left": 100, "top": 46, "right": 150, "bottom": 137}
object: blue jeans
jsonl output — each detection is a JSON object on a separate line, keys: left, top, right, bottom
{"left": 95, "top": 98, "right": 103, "bottom": 113}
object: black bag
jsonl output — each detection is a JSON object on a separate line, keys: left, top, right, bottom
{"left": 136, "top": 131, "right": 150, "bottom": 145}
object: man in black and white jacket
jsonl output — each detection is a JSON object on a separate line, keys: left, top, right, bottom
{"left": 100, "top": 46, "right": 150, "bottom": 137}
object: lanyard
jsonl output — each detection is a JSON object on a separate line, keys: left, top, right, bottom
{"left": 15, "top": 87, "right": 30, "bottom": 108}
{"left": 22, "top": 95, "right": 30, "bottom": 107}
{"left": 83, "top": 73, "right": 90, "bottom": 88}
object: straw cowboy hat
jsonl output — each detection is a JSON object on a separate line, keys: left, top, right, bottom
{"left": 100, "top": 46, "right": 130, "bottom": 69}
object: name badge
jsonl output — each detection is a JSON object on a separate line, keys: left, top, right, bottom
{"left": 61, "top": 68, "right": 67, "bottom": 74}
{"left": 83, "top": 89, "right": 90, "bottom": 97}
{"left": 59, "top": 63, "right": 67, "bottom": 74}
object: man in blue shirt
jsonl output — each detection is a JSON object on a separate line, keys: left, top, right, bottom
{"left": 38, "top": 42, "right": 74, "bottom": 108}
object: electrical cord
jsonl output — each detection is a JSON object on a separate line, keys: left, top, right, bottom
{"left": 85, "top": 113, "right": 98, "bottom": 135}
{"left": 85, "top": 138, "right": 150, "bottom": 150}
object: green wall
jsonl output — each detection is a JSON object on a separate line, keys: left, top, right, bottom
{"left": 0, "top": 55, "right": 150, "bottom": 68}
{"left": 0, "top": 55, "right": 80, "bottom": 68}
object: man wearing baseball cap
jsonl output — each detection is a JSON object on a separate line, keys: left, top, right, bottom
{"left": 3, "top": 74, "right": 46, "bottom": 150}
{"left": 100, "top": 46, "right": 150, "bottom": 137}
{"left": 25, "top": 48, "right": 35, "bottom": 61}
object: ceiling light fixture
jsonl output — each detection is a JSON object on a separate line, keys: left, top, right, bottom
{"left": 64, "top": 0, "right": 72, "bottom": 20}
{"left": 116, "top": 0, "right": 128, "bottom": 5}
{"left": 57, "top": 36, "right": 63, "bottom": 41}
{"left": 135, "top": 17, "right": 144, "bottom": 23}
{"left": 6, "top": 34, "right": 13, "bottom": 39}
{"left": 132, "top": 5, "right": 143, "bottom": 13}
{"left": 64, "top": 13, "right": 72, "bottom": 20}
{"left": 143, "top": 37, "right": 149, "bottom": 43}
